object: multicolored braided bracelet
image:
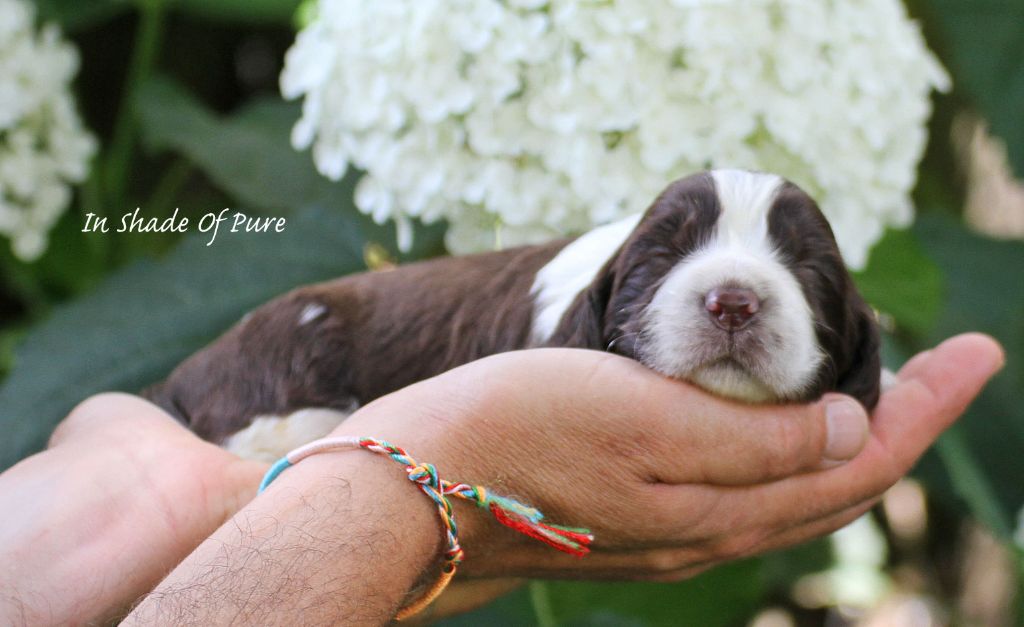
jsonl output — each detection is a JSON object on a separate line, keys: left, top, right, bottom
{"left": 258, "top": 436, "right": 594, "bottom": 620}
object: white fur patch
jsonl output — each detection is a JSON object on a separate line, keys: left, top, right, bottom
{"left": 298, "top": 303, "right": 327, "bottom": 326}
{"left": 711, "top": 169, "right": 783, "bottom": 243}
{"left": 642, "top": 169, "right": 823, "bottom": 401}
{"left": 223, "top": 406, "right": 356, "bottom": 462}
{"left": 530, "top": 213, "right": 642, "bottom": 344}
{"left": 880, "top": 368, "right": 898, "bottom": 393}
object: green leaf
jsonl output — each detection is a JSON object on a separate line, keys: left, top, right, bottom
{"left": 934, "top": 425, "right": 1014, "bottom": 539}
{"left": 437, "top": 587, "right": 539, "bottom": 627}
{"left": 853, "top": 228, "right": 944, "bottom": 335}
{"left": 137, "top": 76, "right": 353, "bottom": 215}
{"left": 541, "top": 560, "right": 764, "bottom": 627}
{"left": 924, "top": 0, "right": 1024, "bottom": 177}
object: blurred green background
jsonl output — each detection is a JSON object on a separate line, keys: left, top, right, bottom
{"left": 1, "top": 0, "right": 1022, "bottom": 624}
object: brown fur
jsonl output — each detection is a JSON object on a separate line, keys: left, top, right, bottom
{"left": 145, "top": 240, "right": 567, "bottom": 443}
{"left": 146, "top": 172, "right": 880, "bottom": 444}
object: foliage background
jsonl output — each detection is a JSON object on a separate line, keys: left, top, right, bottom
{"left": 1, "top": 0, "right": 1022, "bottom": 624}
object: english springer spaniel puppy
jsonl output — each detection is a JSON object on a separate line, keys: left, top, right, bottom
{"left": 145, "top": 169, "right": 880, "bottom": 461}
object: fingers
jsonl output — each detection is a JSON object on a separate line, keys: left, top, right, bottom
{"left": 542, "top": 351, "right": 872, "bottom": 486}
{"left": 635, "top": 498, "right": 881, "bottom": 584}
{"left": 441, "top": 349, "right": 869, "bottom": 488}
{"left": 641, "top": 390, "right": 869, "bottom": 486}
{"left": 632, "top": 333, "right": 1000, "bottom": 489}
{"left": 676, "top": 334, "right": 1004, "bottom": 537}
{"left": 49, "top": 393, "right": 184, "bottom": 447}
{"left": 438, "top": 335, "right": 1002, "bottom": 584}
{"left": 873, "top": 333, "right": 1003, "bottom": 472}
{"left": 501, "top": 350, "right": 871, "bottom": 486}
{"left": 51, "top": 394, "right": 267, "bottom": 532}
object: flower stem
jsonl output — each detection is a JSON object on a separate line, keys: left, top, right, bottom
{"left": 103, "top": 0, "right": 166, "bottom": 214}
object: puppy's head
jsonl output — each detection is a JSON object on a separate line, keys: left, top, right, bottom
{"left": 540, "top": 169, "right": 880, "bottom": 409}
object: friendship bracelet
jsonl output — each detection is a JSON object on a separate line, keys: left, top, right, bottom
{"left": 258, "top": 436, "right": 593, "bottom": 620}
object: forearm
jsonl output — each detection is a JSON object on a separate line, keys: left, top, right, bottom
{"left": 125, "top": 449, "right": 442, "bottom": 625}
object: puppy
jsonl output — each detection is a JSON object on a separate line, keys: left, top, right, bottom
{"left": 145, "top": 169, "right": 880, "bottom": 461}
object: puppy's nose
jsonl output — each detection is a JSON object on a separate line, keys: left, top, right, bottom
{"left": 705, "top": 287, "right": 760, "bottom": 331}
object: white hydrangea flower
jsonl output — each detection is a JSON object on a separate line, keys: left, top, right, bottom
{"left": 282, "top": 0, "right": 949, "bottom": 268}
{"left": 0, "top": 0, "right": 96, "bottom": 260}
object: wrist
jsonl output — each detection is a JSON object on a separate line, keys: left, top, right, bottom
{"left": 328, "top": 391, "right": 587, "bottom": 580}
{"left": 329, "top": 396, "right": 491, "bottom": 553}
{"left": 275, "top": 445, "right": 446, "bottom": 584}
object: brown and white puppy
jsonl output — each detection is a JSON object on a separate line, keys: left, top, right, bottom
{"left": 145, "top": 169, "right": 880, "bottom": 461}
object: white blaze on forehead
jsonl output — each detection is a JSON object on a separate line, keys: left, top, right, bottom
{"left": 710, "top": 169, "right": 783, "bottom": 247}
{"left": 530, "top": 212, "right": 642, "bottom": 344}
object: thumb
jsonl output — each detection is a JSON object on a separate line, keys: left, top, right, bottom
{"left": 652, "top": 391, "right": 870, "bottom": 486}
{"left": 872, "top": 333, "right": 1004, "bottom": 472}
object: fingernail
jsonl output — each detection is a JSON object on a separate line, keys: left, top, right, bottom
{"left": 823, "top": 398, "right": 869, "bottom": 466}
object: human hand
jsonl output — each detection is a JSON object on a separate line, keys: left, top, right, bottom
{"left": 124, "top": 333, "right": 1000, "bottom": 624}
{"left": 0, "top": 393, "right": 266, "bottom": 625}
{"left": 338, "top": 332, "right": 1003, "bottom": 582}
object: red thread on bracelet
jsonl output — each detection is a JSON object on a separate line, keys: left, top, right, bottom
{"left": 258, "top": 435, "right": 593, "bottom": 620}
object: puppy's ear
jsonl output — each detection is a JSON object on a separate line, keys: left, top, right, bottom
{"left": 834, "top": 296, "right": 882, "bottom": 410}
{"left": 546, "top": 264, "right": 616, "bottom": 349}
